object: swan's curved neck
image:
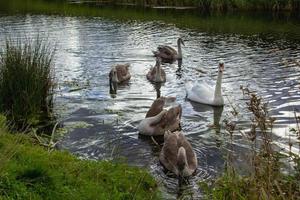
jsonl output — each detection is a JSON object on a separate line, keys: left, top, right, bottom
{"left": 177, "top": 40, "right": 182, "bottom": 59}
{"left": 214, "top": 71, "right": 223, "bottom": 104}
{"left": 149, "top": 110, "right": 165, "bottom": 126}
{"left": 155, "top": 62, "right": 162, "bottom": 82}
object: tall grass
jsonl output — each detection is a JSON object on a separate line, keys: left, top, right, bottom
{"left": 0, "top": 38, "right": 55, "bottom": 131}
{"left": 200, "top": 87, "right": 300, "bottom": 200}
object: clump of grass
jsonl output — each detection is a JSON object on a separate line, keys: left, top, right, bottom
{"left": 200, "top": 87, "right": 300, "bottom": 200}
{"left": 0, "top": 37, "right": 55, "bottom": 131}
{"left": 0, "top": 115, "right": 160, "bottom": 199}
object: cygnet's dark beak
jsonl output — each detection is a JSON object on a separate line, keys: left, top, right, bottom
{"left": 109, "top": 75, "right": 117, "bottom": 95}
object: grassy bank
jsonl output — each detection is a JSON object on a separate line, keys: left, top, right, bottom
{"left": 0, "top": 115, "right": 160, "bottom": 200}
{"left": 200, "top": 88, "right": 300, "bottom": 200}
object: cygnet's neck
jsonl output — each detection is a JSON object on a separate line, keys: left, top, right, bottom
{"left": 149, "top": 110, "right": 165, "bottom": 126}
{"left": 155, "top": 62, "right": 162, "bottom": 82}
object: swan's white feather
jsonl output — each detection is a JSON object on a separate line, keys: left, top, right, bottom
{"left": 186, "top": 64, "right": 224, "bottom": 106}
{"left": 186, "top": 80, "right": 219, "bottom": 105}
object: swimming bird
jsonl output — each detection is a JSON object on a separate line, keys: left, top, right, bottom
{"left": 153, "top": 38, "right": 185, "bottom": 63}
{"left": 138, "top": 109, "right": 168, "bottom": 136}
{"left": 138, "top": 103, "right": 182, "bottom": 136}
{"left": 186, "top": 62, "right": 225, "bottom": 106}
{"left": 109, "top": 64, "right": 131, "bottom": 93}
{"left": 159, "top": 131, "right": 198, "bottom": 178}
{"left": 163, "top": 105, "right": 182, "bottom": 132}
{"left": 146, "top": 57, "right": 166, "bottom": 83}
{"left": 145, "top": 96, "right": 176, "bottom": 118}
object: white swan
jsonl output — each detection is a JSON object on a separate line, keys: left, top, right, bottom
{"left": 186, "top": 62, "right": 225, "bottom": 106}
{"left": 159, "top": 131, "right": 198, "bottom": 178}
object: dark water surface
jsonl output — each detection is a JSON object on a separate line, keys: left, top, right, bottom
{"left": 0, "top": 12, "right": 300, "bottom": 199}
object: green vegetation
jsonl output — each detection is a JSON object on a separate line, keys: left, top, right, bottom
{"left": 1, "top": 0, "right": 300, "bottom": 41}
{"left": 0, "top": 115, "right": 160, "bottom": 200}
{"left": 200, "top": 88, "right": 300, "bottom": 200}
{"left": 0, "top": 25, "right": 160, "bottom": 200}
{"left": 8, "top": 0, "right": 299, "bottom": 11}
{"left": 106, "top": 0, "right": 300, "bottom": 11}
{"left": 0, "top": 1, "right": 299, "bottom": 199}
{"left": 0, "top": 38, "right": 55, "bottom": 131}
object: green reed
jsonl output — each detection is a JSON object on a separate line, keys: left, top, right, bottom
{"left": 0, "top": 38, "right": 55, "bottom": 131}
{"left": 200, "top": 87, "right": 300, "bottom": 200}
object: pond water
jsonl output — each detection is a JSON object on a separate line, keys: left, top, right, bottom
{"left": 0, "top": 11, "right": 300, "bottom": 199}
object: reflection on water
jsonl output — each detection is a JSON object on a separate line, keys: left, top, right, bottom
{"left": 151, "top": 82, "right": 163, "bottom": 98}
{"left": 189, "top": 101, "right": 224, "bottom": 132}
{"left": 0, "top": 14, "right": 300, "bottom": 199}
{"left": 176, "top": 59, "right": 183, "bottom": 79}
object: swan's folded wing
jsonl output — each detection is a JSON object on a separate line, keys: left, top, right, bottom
{"left": 160, "top": 135, "right": 179, "bottom": 174}
{"left": 202, "top": 78, "right": 215, "bottom": 88}
{"left": 158, "top": 45, "right": 175, "bottom": 56}
{"left": 178, "top": 133, "right": 198, "bottom": 170}
{"left": 163, "top": 46, "right": 177, "bottom": 55}
{"left": 186, "top": 81, "right": 215, "bottom": 104}
{"left": 192, "top": 81, "right": 214, "bottom": 97}
{"left": 196, "top": 79, "right": 214, "bottom": 91}
{"left": 185, "top": 81, "right": 194, "bottom": 92}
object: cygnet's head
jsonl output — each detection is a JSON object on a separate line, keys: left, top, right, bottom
{"left": 178, "top": 37, "right": 185, "bottom": 46}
